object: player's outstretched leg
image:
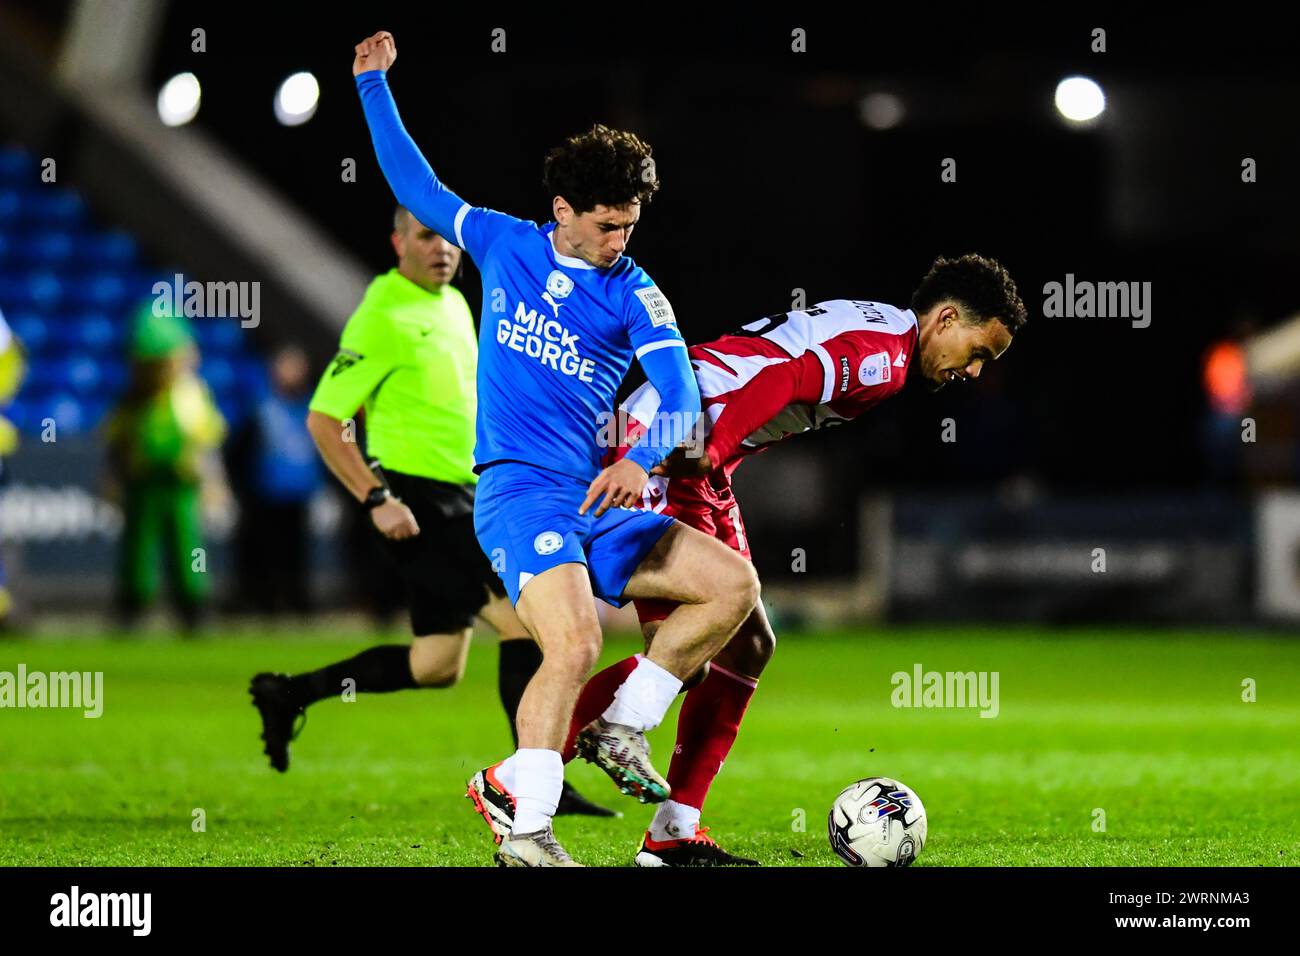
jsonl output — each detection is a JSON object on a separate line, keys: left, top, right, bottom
{"left": 562, "top": 655, "right": 639, "bottom": 762}
{"left": 249, "top": 636, "right": 465, "bottom": 772}
{"left": 575, "top": 523, "right": 759, "bottom": 802}
{"left": 573, "top": 716, "right": 671, "bottom": 803}
{"left": 248, "top": 672, "right": 306, "bottom": 773}
{"left": 637, "top": 604, "right": 774, "bottom": 866}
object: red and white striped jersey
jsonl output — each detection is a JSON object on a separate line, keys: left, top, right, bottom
{"left": 621, "top": 299, "right": 918, "bottom": 469}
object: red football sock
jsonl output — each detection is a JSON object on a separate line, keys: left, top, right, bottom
{"left": 666, "top": 662, "right": 757, "bottom": 812}
{"left": 562, "top": 654, "right": 639, "bottom": 763}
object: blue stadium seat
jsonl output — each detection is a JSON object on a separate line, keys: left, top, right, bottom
{"left": 0, "top": 272, "right": 63, "bottom": 309}
{"left": 63, "top": 356, "right": 103, "bottom": 396}
{"left": 4, "top": 397, "right": 30, "bottom": 431}
{"left": 10, "top": 189, "right": 87, "bottom": 227}
{"left": 3, "top": 230, "right": 75, "bottom": 266}
{"left": 65, "top": 273, "right": 129, "bottom": 309}
{"left": 48, "top": 316, "right": 88, "bottom": 351}
{"left": 20, "top": 393, "right": 88, "bottom": 436}
{"left": 1, "top": 145, "right": 270, "bottom": 438}
{"left": 27, "top": 357, "right": 68, "bottom": 390}
{"left": 84, "top": 230, "right": 138, "bottom": 266}
{"left": 73, "top": 312, "right": 121, "bottom": 352}
{"left": 6, "top": 311, "right": 48, "bottom": 353}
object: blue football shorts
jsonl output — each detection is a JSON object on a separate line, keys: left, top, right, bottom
{"left": 473, "top": 460, "right": 677, "bottom": 606}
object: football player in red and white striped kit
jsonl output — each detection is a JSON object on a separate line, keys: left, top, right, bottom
{"left": 564, "top": 253, "right": 1029, "bottom": 865}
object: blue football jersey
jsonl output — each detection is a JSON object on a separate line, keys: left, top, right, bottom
{"left": 457, "top": 212, "right": 685, "bottom": 478}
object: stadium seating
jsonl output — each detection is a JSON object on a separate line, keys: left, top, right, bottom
{"left": 0, "top": 144, "right": 266, "bottom": 435}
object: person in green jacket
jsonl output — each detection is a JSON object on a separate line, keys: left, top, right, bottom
{"left": 105, "top": 303, "right": 227, "bottom": 632}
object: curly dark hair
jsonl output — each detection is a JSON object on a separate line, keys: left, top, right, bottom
{"left": 910, "top": 254, "right": 1028, "bottom": 334}
{"left": 542, "top": 124, "right": 659, "bottom": 215}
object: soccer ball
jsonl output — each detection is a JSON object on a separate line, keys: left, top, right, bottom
{"left": 827, "top": 777, "right": 927, "bottom": 867}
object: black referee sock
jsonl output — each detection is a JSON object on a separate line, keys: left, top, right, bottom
{"left": 287, "top": 645, "right": 418, "bottom": 707}
{"left": 498, "top": 638, "right": 544, "bottom": 746}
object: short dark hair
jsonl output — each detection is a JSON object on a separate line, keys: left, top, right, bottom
{"left": 542, "top": 124, "right": 659, "bottom": 215}
{"left": 911, "top": 254, "right": 1028, "bottom": 335}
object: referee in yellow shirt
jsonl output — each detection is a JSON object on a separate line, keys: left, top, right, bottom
{"left": 249, "top": 206, "right": 611, "bottom": 817}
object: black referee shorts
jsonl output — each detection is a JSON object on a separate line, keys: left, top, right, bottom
{"left": 375, "top": 469, "right": 506, "bottom": 636}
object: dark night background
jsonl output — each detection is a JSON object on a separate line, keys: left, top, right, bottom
{"left": 12, "top": 3, "right": 1300, "bottom": 505}
{"left": 118, "top": 8, "right": 1294, "bottom": 493}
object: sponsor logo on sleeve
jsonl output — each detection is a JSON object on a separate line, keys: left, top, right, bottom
{"left": 858, "top": 351, "right": 892, "bottom": 387}
{"left": 635, "top": 286, "right": 676, "bottom": 328}
{"left": 329, "top": 349, "right": 363, "bottom": 377}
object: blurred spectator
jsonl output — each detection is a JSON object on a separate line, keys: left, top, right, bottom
{"left": 0, "top": 307, "right": 26, "bottom": 629}
{"left": 104, "top": 302, "right": 227, "bottom": 632}
{"left": 1201, "top": 321, "right": 1254, "bottom": 485}
{"left": 226, "top": 346, "right": 324, "bottom": 614}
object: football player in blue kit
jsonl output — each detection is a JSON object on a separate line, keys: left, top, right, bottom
{"left": 353, "top": 31, "right": 759, "bottom": 866}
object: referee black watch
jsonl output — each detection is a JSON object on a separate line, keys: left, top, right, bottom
{"left": 363, "top": 485, "right": 392, "bottom": 511}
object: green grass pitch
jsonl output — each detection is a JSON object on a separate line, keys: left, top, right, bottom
{"left": 1, "top": 627, "right": 1297, "bottom": 866}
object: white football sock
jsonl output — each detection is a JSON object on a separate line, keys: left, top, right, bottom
{"left": 650, "top": 799, "right": 701, "bottom": 841}
{"left": 493, "top": 754, "right": 517, "bottom": 792}
{"left": 510, "top": 748, "right": 563, "bottom": 835}
{"left": 602, "top": 656, "right": 683, "bottom": 731}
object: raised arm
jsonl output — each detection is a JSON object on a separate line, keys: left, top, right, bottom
{"left": 352, "top": 32, "right": 467, "bottom": 245}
